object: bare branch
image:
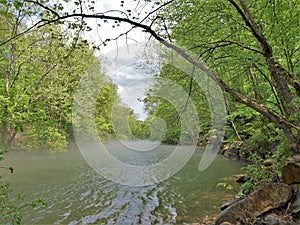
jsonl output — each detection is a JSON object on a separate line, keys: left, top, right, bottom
{"left": 139, "top": 0, "right": 174, "bottom": 24}
{"left": 24, "top": 0, "right": 59, "bottom": 18}
{"left": 2, "top": 1, "right": 299, "bottom": 132}
{"left": 222, "top": 40, "right": 264, "bottom": 55}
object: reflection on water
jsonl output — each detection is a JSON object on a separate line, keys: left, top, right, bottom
{"left": 1, "top": 142, "right": 242, "bottom": 224}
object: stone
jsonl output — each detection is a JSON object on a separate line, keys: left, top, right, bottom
{"left": 289, "top": 189, "right": 300, "bottom": 221}
{"left": 215, "top": 183, "right": 293, "bottom": 225}
{"left": 263, "top": 159, "right": 274, "bottom": 167}
{"left": 235, "top": 174, "right": 246, "bottom": 184}
{"left": 220, "top": 223, "right": 236, "bottom": 225}
{"left": 282, "top": 155, "right": 300, "bottom": 184}
{"left": 290, "top": 184, "right": 300, "bottom": 190}
{"left": 286, "top": 222, "right": 300, "bottom": 225}
{"left": 222, "top": 141, "right": 244, "bottom": 160}
{"left": 220, "top": 199, "right": 240, "bottom": 211}
{"left": 264, "top": 213, "right": 280, "bottom": 225}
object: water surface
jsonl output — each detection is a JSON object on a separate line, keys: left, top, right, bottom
{"left": 2, "top": 142, "right": 242, "bottom": 224}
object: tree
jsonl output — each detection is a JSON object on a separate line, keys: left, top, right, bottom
{"left": 0, "top": 2, "right": 130, "bottom": 151}
{"left": 0, "top": 17, "right": 93, "bottom": 150}
{"left": 162, "top": 0, "right": 300, "bottom": 152}
{"left": 144, "top": 64, "right": 211, "bottom": 144}
{"left": 1, "top": 0, "right": 299, "bottom": 152}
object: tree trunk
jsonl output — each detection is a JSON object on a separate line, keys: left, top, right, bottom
{"left": 283, "top": 129, "right": 300, "bottom": 154}
{"left": 1, "top": 44, "right": 14, "bottom": 149}
{"left": 1, "top": 121, "right": 7, "bottom": 147}
{"left": 266, "top": 58, "right": 294, "bottom": 116}
{"left": 228, "top": 0, "right": 300, "bottom": 153}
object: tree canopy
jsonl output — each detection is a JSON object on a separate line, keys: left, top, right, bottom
{"left": 0, "top": 0, "right": 299, "bottom": 154}
{"left": 0, "top": 1, "right": 144, "bottom": 151}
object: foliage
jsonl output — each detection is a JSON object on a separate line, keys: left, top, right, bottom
{"left": 0, "top": 181, "right": 46, "bottom": 225}
{"left": 217, "top": 182, "right": 234, "bottom": 191}
{"left": 19, "top": 125, "right": 68, "bottom": 152}
{"left": 0, "top": 14, "right": 87, "bottom": 150}
{"left": 177, "top": 0, "right": 299, "bottom": 150}
{"left": 0, "top": 0, "right": 299, "bottom": 152}
{"left": 0, "top": 3, "right": 145, "bottom": 151}
{"left": 0, "top": 151, "right": 46, "bottom": 224}
{"left": 0, "top": 182, "right": 23, "bottom": 225}
{"left": 144, "top": 64, "right": 210, "bottom": 144}
{"left": 129, "top": 117, "right": 151, "bottom": 140}
{"left": 0, "top": 2, "right": 298, "bottom": 224}
{"left": 0, "top": 0, "right": 298, "bottom": 205}
{"left": 144, "top": 0, "right": 299, "bottom": 152}
{"left": 239, "top": 146, "right": 291, "bottom": 197}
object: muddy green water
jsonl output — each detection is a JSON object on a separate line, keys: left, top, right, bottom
{"left": 2, "top": 143, "right": 242, "bottom": 224}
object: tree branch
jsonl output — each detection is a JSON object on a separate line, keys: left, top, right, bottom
{"left": 24, "top": 0, "right": 60, "bottom": 18}
{"left": 2, "top": 1, "right": 299, "bottom": 133}
{"left": 227, "top": 0, "right": 272, "bottom": 56}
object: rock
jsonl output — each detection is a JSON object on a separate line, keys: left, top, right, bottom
{"left": 215, "top": 183, "right": 293, "bottom": 225}
{"left": 264, "top": 213, "right": 281, "bottom": 225}
{"left": 286, "top": 222, "right": 300, "bottom": 225}
{"left": 282, "top": 155, "right": 300, "bottom": 184}
{"left": 289, "top": 189, "right": 300, "bottom": 221}
{"left": 220, "top": 199, "right": 240, "bottom": 211}
{"left": 266, "top": 219, "right": 300, "bottom": 225}
{"left": 263, "top": 159, "right": 274, "bottom": 167}
{"left": 222, "top": 141, "right": 244, "bottom": 160}
{"left": 235, "top": 174, "right": 246, "bottom": 184}
{"left": 272, "top": 173, "right": 280, "bottom": 183}
{"left": 220, "top": 223, "right": 236, "bottom": 225}
{"left": 290, "top": 184, "right": 300, "bottom": 190}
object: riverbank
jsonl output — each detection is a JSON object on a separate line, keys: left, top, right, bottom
{"left": 194, "top": 154, "right": 300, "bottom": 225}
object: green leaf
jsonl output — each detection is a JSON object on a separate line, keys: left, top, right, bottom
{"left": 8, "top": 167, "right": 14, "bottom": 173}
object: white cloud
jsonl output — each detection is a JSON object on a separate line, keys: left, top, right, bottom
{"left": 80, "top": 1, "right": 156, "bottom": 120}
{"left": 110, "top": 63, "right": 154, "bottom": 120}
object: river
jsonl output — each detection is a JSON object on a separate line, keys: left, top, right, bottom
{"left": 1, "top": 142, "right": 243, "bottom": 224}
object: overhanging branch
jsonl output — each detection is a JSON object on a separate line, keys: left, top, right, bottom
{"left": 2, "top": 1, "right": 299, "bottom": 132}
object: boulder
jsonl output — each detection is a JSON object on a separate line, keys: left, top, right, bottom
{"left": 215, "top": 183, "right": 293, "bottom": 225}
{"left": 289, "top": 189, "right": 300, "bottom": 222}
{"left": 282, "top": 155, "right": 300, "bottom": 184}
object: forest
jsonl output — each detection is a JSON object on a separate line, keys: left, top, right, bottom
{"left": 0, "top": 0, "right": 298, "bottom": 153}
{"left": 0, "top": 13, "right": 145, "bottom": 151}
{"left": 0, "top": 0, "right": 299, "bottom": 224}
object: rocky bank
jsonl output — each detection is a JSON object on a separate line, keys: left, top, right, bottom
{"left": 215, "top": 154, "right": 300, "bottom": 225}
{"left": 195, "top": 154, "right": 300, "bottom": 225}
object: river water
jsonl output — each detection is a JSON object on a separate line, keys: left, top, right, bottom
{"left": 2, "top": 142, "right": 242, "bottom": 224}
